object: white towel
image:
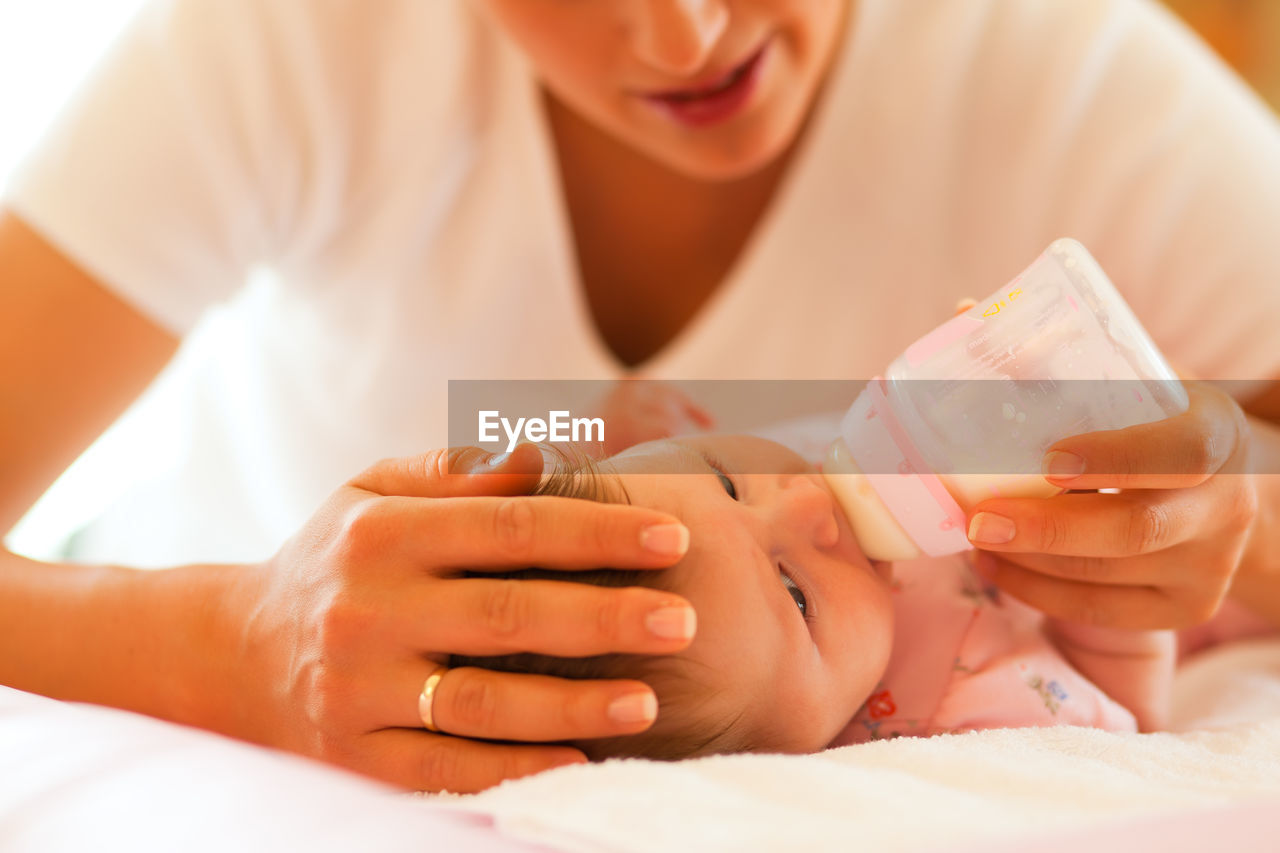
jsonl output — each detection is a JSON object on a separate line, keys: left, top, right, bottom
{"left": 447, "top": 639, "right": 1280, "bottom": 853}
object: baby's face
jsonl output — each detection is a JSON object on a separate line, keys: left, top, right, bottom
{"left": 608, "top": 435, "right": 894, "bottom": 752}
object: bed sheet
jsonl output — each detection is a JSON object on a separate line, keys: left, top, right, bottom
{"left": 0, "top": 686, "right": 542, "bottom": 852}
{"left": 3, "top": 638, "right": 1278, "bottom": 852}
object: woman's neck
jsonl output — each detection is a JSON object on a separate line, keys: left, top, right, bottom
{"left": 543, "top": 92, "right": 796, "bottom": 368}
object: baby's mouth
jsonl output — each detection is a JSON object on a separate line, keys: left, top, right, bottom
{"left": 824, "top": 479, "right": 886, "bottom": 579}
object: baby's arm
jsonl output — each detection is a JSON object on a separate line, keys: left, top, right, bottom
{"left": 1044, "top": 619, "right": 1176, "bottom": 732}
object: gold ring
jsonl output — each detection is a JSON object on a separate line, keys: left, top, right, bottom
{"left": 418, "top": 666, "right": 448, "bottom": 733}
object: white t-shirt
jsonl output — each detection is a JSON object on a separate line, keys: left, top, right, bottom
{"left": 7, "top": 0, "right": 1280, "bottom": 566}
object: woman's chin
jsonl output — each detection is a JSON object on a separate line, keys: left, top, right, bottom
{"left": 636, "top": 119, "right": 798, "bottom": 183}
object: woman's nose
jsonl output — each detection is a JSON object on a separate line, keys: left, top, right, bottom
{"left": 769, "top": 475, "right": 841, "bottom": 551}
{"left": 629, "top": 0, "right": 730, "bottom": 77}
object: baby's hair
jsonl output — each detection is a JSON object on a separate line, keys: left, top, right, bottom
{"left": 450, "top": 447, "right": 758, "bottom": 761}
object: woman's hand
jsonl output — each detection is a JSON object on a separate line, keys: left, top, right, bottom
{"left": 231, "top": 444, "right": 696, "bottom": 793}
{"left": 967, "top": 381, "right": 1258, "bottom": 630}
{"left": 593, "top": 379, "right": 715, "bottom": 455}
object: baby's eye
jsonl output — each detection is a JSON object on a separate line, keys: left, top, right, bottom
{"left": 781, "top": 573, "right": 807, "bottom": 616}
{"left": 701, "top": 451, "right": 738, "bottom": 500}
{"left": 715, "top": 470, "right": 738, "bottom": 500}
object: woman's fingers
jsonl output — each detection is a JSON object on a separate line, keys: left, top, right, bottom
{"left": 965, "top": 382, "right": 1263, "bottom": 634}
{"left": 351, "top": 443, "right": 546, "bottom": 499}
{"left": 361, "top": 728, "right": 586, "bottom": 794}
{"left": 1042, "top": 383, "right": 1250, "bottom": 491}
{"left": 968, "top": 489, "right": 1208, "bottom": 558}
{"left": 973, "top": 552, "right": 1216, "bottom": 629}
{"left": 973, "top": 545, "right": 1228, "bottom": 592}
{"left": 387, "top": 666, "right": 658, "bottom": 741}
{"left": 258, "top": 442, "right": 700, "bottom": 792}
{"left": 403, "top": 579, "right": 696, "bottom": 657}
{"left": 361, "top": 494, "right": 691, "bottom": 569}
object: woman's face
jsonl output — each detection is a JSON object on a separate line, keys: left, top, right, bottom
{"left": 475, "top": 0, "right": 851, "bottom": 180}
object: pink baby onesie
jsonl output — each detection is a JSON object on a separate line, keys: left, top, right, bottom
{"left": 833, "top": 555, "right": 1137, "bottom": 745}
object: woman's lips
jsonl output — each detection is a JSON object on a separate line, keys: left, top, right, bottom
{"left": 638, "top": 40, "right": 771, "bottom": 127}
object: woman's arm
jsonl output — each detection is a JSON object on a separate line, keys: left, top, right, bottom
{"left": 0, "top": 213, "right": 696, "bottom": 791}
{"left": 0, "top": 551, "right": 245, "bottom": 734}
{"left": 0, "top": 206, "right": 208, "bottom": 719}
{"left": 1232, "top": 386, "right": 1280, "bottom": 625}
{"left": 0, "top": 211, "right": 178, "bottom": 532}
{"left": 952, "top": 0, "right": 1280, "bottom": 635}
{"left": 0, "top": 450, "right": 696, "bottom": 791}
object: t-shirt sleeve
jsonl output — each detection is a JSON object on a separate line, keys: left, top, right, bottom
{"left": 946, "top": 0, "right": 1280, "bottom": 383}
{"left": 3, "top": 0, "right": 303, "bottom": 335}
{"left": 1097, "top": 3, "right": 1280, "bottom": 382}
{"left": 1045, "top": 0, "right": 1280, "bottom": 381}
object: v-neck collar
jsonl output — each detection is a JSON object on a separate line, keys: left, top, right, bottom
{"left": 501, "top": 3, "right": 870, "bottom": 380}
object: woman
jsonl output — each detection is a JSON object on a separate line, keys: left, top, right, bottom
{"left": 1, "top": 0, "right": 1278, "bottom": 793}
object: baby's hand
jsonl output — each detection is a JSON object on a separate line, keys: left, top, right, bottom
{"left": 592, "top": 380, "right": 715, "bottom": 455}
{"left": 1044, "top": 618, "right": 1176, "bottom": 731}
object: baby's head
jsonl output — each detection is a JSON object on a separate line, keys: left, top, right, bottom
{"left": 453, "top": 435, "right": 894, "bottom": 760}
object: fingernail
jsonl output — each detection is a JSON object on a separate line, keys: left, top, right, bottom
{"left": 1043, "top": 450, "right": 1086, "bottom": 480}
{"left": 645, "top": 605, "right": 697, "bottom": 640}
{"left": 968, "top": 512, "right": 1016, "bottom": 545}
{"left": 640, "top": 523, "right": 689, "bottom": 557}
{"left": 486, "top": 452, "right": 510, "bottom": 468}
{"left": 607, "top": 692, "right": 658, "bottom": 724}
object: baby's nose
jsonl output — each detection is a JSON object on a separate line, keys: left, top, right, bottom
{"left": 773, "top": 474, "right": 841, "bottom": 550}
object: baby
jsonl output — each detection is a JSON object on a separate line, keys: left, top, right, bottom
{"left": 454, "top": 432, "right": 1176, "bottom": 760}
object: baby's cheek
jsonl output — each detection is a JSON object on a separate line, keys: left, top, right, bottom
{"left": 865, "top": 582, "right": 897, "bottom": 677}
{"left": 832, "top": 579, "right": 896, "bottom": 712}
{"left": 790, "top": 680, "right": 859, "bottom": 753}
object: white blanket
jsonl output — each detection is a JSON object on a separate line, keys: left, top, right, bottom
{"left": 448, "top": 638, "right": 1280, "bottom": 852}
{"left": 3, "top": 639, "right": 1278, "bottom": 851}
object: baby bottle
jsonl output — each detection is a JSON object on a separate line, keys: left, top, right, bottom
{"left": 823, "top": 239, "right": 1188, "bottom": 561}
